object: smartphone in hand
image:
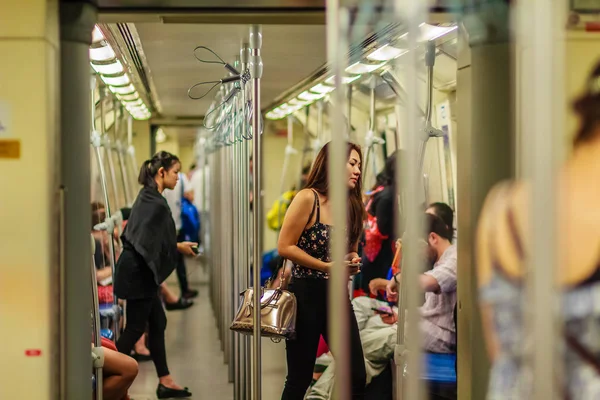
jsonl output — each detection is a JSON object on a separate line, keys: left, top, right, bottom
{"left": 371, "top": 306, "right": 394, "bottom": 316}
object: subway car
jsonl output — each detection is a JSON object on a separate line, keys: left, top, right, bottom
{"left": 2, "top": 1, "right": 600, "bottom": 400}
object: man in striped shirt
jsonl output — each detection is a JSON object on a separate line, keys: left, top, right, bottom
{"left": 307, "top": 213, "right": 456, "bottom": 399}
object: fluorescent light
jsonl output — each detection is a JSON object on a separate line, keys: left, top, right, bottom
{"left": 124, "top": 98, "right": 143, "bottom": 106}
{"left": 91, "top": 60, "right": 124, "bottom": 75}
{"left": 90, "top": 45, "right": 116, "bottom": 62}
{"left": 266, "top": 111, "right": 285, "bottom": 120}
{"left": 131, "top": 111, "right": 151, "bottom": 121}
{"left": 398, "top": 24, "right": 458, "bottom": 42}
{"left": 117, "top": 92, "right": 139, "bottom": 102}
{"left": 288, "top": 98, "right": 302, "bottom": 106}
{"left": 345, "top": 62, "right": 385, "bottom": 74}
{"left": 101, "top": 74, "right": 130, "bottom": 86}
{"left": 92, "top": 26, "right": 105, "bottom": 43}
{"left": 325, "top": 75, "right": 361, "bottom": 85}
{"left": 310, "top": 83, "right": 335, "bottom": 94}
{"left": 298, "top": 91, "right": 325, "bottom": 101}
{"left": 367, "top": 44, "right": 407, "bottom": 61}
{"left": 421, "top": 24, "right": 457, "bottom": 41}
{"left": 156, "top": 129, "right": 167, "bottom": 143}
{"left": 109, "top": 84, "right": 135, "bottom": 95}
{"left": 127, "top": 104, "right": 148, "bottom": 113}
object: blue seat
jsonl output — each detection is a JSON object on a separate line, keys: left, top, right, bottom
{"left": 100, "top": 328, "right": 114, "bottom": 341}
{"left": 422, "top": 352, "right": 457, "bottom": 383}
{"left": 261, "top": 249, "right": 278, "bottom": 285}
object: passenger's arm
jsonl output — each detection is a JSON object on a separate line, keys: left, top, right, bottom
{"left": 277, "top": 190, "right": 331, "bottom": 273}
{"left": 386, "top": 267, "right": 449, "bottom": 297}
{"left": 422, "top": 251, "right": 457, "bottom": 294}
{"left": 96, "top": 266, "right": 112, "bottom": 282}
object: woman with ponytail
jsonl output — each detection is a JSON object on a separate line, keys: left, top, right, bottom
{"left": 114, "top": 151, "right": 195, "bottom": 399}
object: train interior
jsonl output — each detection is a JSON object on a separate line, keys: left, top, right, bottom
{"left": 2, "top": 1, "right": 600, "bottom": 400}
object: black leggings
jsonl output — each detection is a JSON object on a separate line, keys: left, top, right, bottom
{"left": 281, "top": 278, "right": 366, "bottom": 400}
{"left": 116, "top": 294, "right": 170, "bottom": 377}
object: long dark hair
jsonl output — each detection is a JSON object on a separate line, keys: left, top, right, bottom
{"left": 305, "top": 142, "right": 367, "bottom": 246}
{"left": 573, "top": 60, "right": 600, "bottom": 145}
{"left": 138, "top": 151, "right": 180, "bottom": 188}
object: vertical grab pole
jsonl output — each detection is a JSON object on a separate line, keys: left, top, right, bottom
{"left": 90, "top": 236, "right": 104, "bottom": 400}
{"left": 232, "top": 60, "right": 241, "bottom": 398}
{"left": 250, "top": 25, "right": 263, "bottom": 400}
{"left": 221, "top": 146, "right": 227, "bottom": 352}
{"left": 314, "top": 100, "right": 324, "bottom": 161}
{"left": 326, "top": 2, "right": 351, "bottom": 399}
{"left": 92, "top": 83, "right": 120, "bottom": 341}
{"left": 101, "top": 89, "right": 121, "bottom": 210}
{"left": 520, "top": 1, "right": 564, "bottom": 398}
{"left": 394, "top": 1, "right": 426, "bottom": 399}
{"left": 240, "top": 42, "right": 251, "bottom": 400}
{"left": 126, "top": 115, "right": 138, "bottom": 199}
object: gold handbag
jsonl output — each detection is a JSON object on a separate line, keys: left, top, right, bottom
{"left": 230, "top": 266, "right": 297, "bottom": 341}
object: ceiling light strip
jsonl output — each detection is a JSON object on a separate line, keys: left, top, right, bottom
{"left": 89, "top": 24, "right": 152, "bottom": 121}
{"left": 265, "top": 22, "right": 457, "bottom": 121}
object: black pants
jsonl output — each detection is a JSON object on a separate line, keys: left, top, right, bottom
{"left": 116, "top": 293, "right": 170, "bottom": 378}
{"left": 282, "top": 278, "right": 366, "bottom": 400}
{"left": 176, "top": 230, "right": 190, "bottom": 294}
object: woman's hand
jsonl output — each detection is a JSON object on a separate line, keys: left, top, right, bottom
{"left": 386, "top": 276, "right": 399, "bottom": 302}
{"left": 323, "top": 259, "right": 361, "bottom": 276}
{"left": 369, "top": 278, "right": 389, "bottom": 296}
{"left": 177, "top": 241, "right": 198, "bottom": 256}
{"left": 345, "top": 252, "right": 360, "bottom": 262}
{"left": 381, "top": 310, "right": 398, "bottom": 325}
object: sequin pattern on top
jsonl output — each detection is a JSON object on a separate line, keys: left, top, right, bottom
{"left": 292, "top": 190, "right": 332, "bottom": 280}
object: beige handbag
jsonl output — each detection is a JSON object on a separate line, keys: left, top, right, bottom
{"left": 230, "top": 265, "right": 297, "bottom": 341}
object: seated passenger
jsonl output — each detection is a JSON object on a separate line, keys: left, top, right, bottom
{"left": 307, "top": 213, "right": 456, "bottom": 400}
{"left": 99, "top": 337, "right": 138, "bottom": 400}
{"left": 91, "top": 203, "right": 117, "bottom": 297}
{"left": 359, "top": 153, "right": 402, "bottom": 296}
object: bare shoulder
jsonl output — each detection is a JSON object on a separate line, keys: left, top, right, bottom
{"left": 293, "top": 189, "right": 316, "bottom": 205}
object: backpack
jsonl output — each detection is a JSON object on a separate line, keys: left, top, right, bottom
{"left": 179, "top": 173, "right": 200, "bottom": 243}
{"left": 266, "top": 190, "right": 296, "bottom": 231}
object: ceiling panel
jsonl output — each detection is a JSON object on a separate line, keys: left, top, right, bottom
{"left": 134, "top": 23, "right": 327, "bottom": 117}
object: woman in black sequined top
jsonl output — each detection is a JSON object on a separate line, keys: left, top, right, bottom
{"left": 278, "top": 142, "right": 367, "bottom": 400}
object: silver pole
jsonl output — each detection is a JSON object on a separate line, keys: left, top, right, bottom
{"left": 326, "top": 2, "right": 351, "bottom": 399}
{"left": 126, "top": 115, "right": 138, "bottom": 198}
{"left": 100, "top": 90, "right": 121, "bottom": 211}
{"left": 346, "top": 84, "right": 353, "bottom": 141}
{"left": 233, "top": 87, "right": 241, "bottom": 400}
{"left": 220, "top": 147, "right": 227, "bottom": 353}
{"left": 90, "top": 236, "right": 103, "bottom": 400}
{"left": 91, "top": 144, "right": 120, "bottom": 340}
{"left": 395, "top": 1, "right": 426, "bottom": 399}
{"left": 241, "top": 42, "right": 251, "bottom": 400}
{"left": 227, "top": 139, "right": 235, "bottom": 382}
{"left": 521, "top": 1, "right": 564, "bottom": 398}
{"left": 363, "top": 81, "right": 377, "bottom": 185}
{"left": 250, "top": 24, "right": 263, "bottom": 400}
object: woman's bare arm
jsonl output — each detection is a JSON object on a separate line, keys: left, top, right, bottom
{"left": 277, "top": 189, "right": 330, "bottom": 273}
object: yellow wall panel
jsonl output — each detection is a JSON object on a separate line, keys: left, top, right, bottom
{"left": 0, "top": 32, "right": 59, "bottom": 400}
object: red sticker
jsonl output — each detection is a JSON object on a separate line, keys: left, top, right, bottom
{"left": 25, "top": 349, "right": 42, "bottom": 357}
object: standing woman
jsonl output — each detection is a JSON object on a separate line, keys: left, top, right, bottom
{"left": 278, "top": 142, "right": 367, "bottom": 400}
{"left": 115, "top": 151, "right": 196, "bottom": 399}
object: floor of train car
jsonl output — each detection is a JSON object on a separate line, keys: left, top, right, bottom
{"left": 129, "top": 257, "right": 287, "bottom": 400}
